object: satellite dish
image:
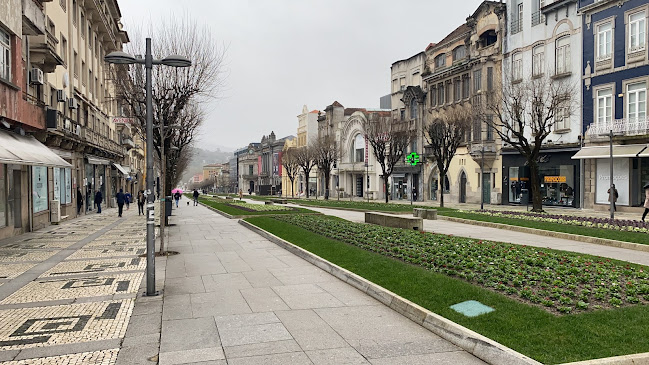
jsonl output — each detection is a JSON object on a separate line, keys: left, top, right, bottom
{"left": 62, "top": 72, "right": 69, "bottom": 88}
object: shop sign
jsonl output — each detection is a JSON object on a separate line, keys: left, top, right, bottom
{"left": 544, "top": 176, "right": 566, "bottom": 183}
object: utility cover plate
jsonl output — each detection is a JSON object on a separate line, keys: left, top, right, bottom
{"left": 450, "top": 300, "right": 494, "bottom": 317}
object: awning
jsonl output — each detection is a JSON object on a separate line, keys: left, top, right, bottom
{"left": 0, "top": 129, "right": 71, "bottom": 168}
{"left": 113, "top": 163, "right": 129, "bottom": 176}
{"left": 87, "top": 156, "right": 110, "bottom": 165}
{"left": 637, "top": 146, "right": 649, "bottom": 158}
{"left": 571, "top": 144, "right": 647, "bottom": 159}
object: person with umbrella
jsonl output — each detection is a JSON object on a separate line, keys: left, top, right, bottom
{"left": 607, "top": 184, "right": 618, "bottom": 212}
{"left": 643, "top": 183, "right": 649, "bottom": 222}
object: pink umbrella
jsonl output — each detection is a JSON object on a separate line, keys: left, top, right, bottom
{"left": 171, "top": 188, "right": 183, "bottom": 194}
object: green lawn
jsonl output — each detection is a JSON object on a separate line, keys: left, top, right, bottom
{"left": 441, "top": 210, "right": 649, "bottom": 246}
{"left": 246, "top": 216, "right": 649, "bottom": 365}
{"left": 198, "top": 197, "right": 315, "bottom": 216}
{"left": 291, "top": 198, "right": 454, "bottom": 213}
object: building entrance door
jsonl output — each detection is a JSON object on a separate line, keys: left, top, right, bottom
{"left": 356, "top": 175, "right": 363, "bottom": 197}
{"left": 13, "top": 170, "right": 21, "bottom": 229}
{"left": 459, "top": 172, "right": 467, "bottom": 203}
{"left": 482, "top": 173, "right": 491, "bottom": 205}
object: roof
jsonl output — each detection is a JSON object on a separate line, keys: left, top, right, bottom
{"left": 431, "top": 23, "right": 470, "bottom": 52}
{"left": 344, "top": 108, "right": 367, "bottom": 116}
{"left": 331, "top": 101, "right": 343, "bottom": 107}
{"left": 391, "top": 51, "right": 426, "bottom": 66}
{"left": 309, "top": 110, "right": 320, "bottom": 114}
{"left": 425, "top": 43, "right": 437, "bottom": 51}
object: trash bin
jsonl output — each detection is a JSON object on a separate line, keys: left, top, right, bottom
{"left": 520, "top": 189, "right": 529, "bottom": 205}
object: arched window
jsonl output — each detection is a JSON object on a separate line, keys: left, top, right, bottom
{"left": 353, "top": 134, "right": 364, "bottom": 163}
{"left": 444, "top": 175, "right": 450, "bottom": 193}
{"left": 410, "top": 98, "right": 418, "bottom": 119}
{"left": 434, "top": 53, "right": 446, "bottom": 69}
{"left": 452, "top": 45, "right": 466, "bottom": 61}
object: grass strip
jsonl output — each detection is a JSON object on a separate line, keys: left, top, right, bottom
{"left": 246, "top": 215, "right": 649, "bottom": 364}
{"left": 440, "top": 210, "right": 649, "bottom": 246}
{"left": 198, "top": 197, "right": 314, "bottom": 216}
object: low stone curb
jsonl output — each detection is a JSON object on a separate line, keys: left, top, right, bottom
{"left": 559, "top": 352, "right": 649, "bottom": 365}
{"left": 238, "top": 219, "right": 541, "bottom": 365}
{"left": 292, "top": 202, "right": 413, "bottom": 215}
{"left": 199, "top": 201, "right": 322, "bottom": 220}
{"left": 438, "top": 215, "right": 649, "bottom": 253}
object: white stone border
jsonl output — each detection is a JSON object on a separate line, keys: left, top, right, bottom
{"left": 239, "top": 219, "right": 542, "bottom": 365}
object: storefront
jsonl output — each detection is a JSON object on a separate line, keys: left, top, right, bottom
{"left": 392, "top": 166, "right": 421, "bottom": 201}
{"left": 502, "top": 147, "right": 580, "bottom": 207}
{"left": 572, "top": 144, "right": 649, "bottom": 208}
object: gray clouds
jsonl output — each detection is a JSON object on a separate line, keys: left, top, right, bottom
{"left": 119, "top": 0, "right": 485, "bottom": 151}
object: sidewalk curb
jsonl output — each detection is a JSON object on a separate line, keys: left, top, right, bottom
{"left": 438, "top": 216, "right": 649, "bottom": 253}
{"left": 238, "top": 219, "right": 541, "bottom": 365}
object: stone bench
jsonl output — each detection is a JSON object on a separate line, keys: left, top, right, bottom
{"left": 225, "top": 196, "right": 233, "bottom": 200}
{"left": 365, "top": 212, "right": 423, "bottom": 231}
{"left": 413, "top": 208, "right": 437, "bottom": 220}
{"left": 264, "top": 201, "right": 274, "bottom": 205}
{"left": 271, "top": 199, "right": 287, "bottom": 204}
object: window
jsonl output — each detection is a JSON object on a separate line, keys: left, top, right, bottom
{"left": 473, "top": 118, "right": 482, "bottom": 141}
{"left": 555, "top": 101, "right": 570, "bottom": 130}
{"left": 596, "top": 88, "right": 613, "bottom": 125}
{"left": 60, "top": 0, "right": 66, "bottom": 11}
{"left": 32, "top": 166, "right": 48, "bottom": 213}
{"left": 73, "top": 51, "right": 78, "bottom": 78}
{"left": 0, "top": 164, "right": 5, "bottom": 227}
{"left": 72, "top": 0, "right": 78, "bottom": 26}
{"left": 479, "top": 30, "right": 498, "bottom": 47}
{"left": 249, "top": 165, "right": 253, "bottom": 175}
{"left": 462, "top": 76, "right": 470, "bottom": 99}
{"left": 400, "top": 109, "right": 405, "bottom": 120}
{"left": 410, "top": 98, "right": 418, "bottom": 119}
{"left": 532, "top": 45, "right": 545, "bottom": 76}
{"left": 400, "top": 77, "right": 405, "bottom": 91}
{"left": 487, "top": 67, "right": 493, "bottom": 91}
{"left": 430, "top": 86, "right": 437, "bottom": 107}
{"left": 0, "top": 28, "right": 10, "bottom": 81}
{"left": 80, "top": 12, "right": 85, "bottom": 38}
{"left": 512, "top": 53, "right": 522, "bottom": 81}
{"left": 446, "top": 81, "right": 451, "bottom": 104}
{"left": 453, "top": 46, "right": 466, "bottom": 61}
{"left": 438, "top": 83, "right": 445, "bottom": 105}
{"left": 354, "top": 134, "right": 364, "bottom": 163}
{"left": 486, "top": 115, "right": 494, "bottom": 141}
{"left": 454, "top": 79, "right": 461, "bottom": 102}
{"left": 60, "top": 35, "right": 67, "bottom": 66}
{"left": 435, "top": 53, "right": 446, "bottom": 68}
{"left": 555, "top": 36, "right": 570, "bottom": 75}
{"left": 473, "top": 69, "right": 482, "bottom": 93}
{"left": 89, "top": 70, "right": 93, "bottom": 96}
{"left": 629, "top": 11, "right": 646, "bottom": 53}
{"left": 82, "top": 61, "right": 86, "bottom": 85}
{"left": 596, "top": 22, "right": 612, "bottom": 61}
{"left": 392, "top": 79, "right": 398, "bottom": 92}
{"left": 627, "top": 82, "right": 647, "bottom": 121}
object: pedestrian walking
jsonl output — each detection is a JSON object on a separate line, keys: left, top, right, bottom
{"left": 95, "top": 190, "right": 103, "bottom": 214}
{"left": 137, "top": 190, "right": 145, "bottom": 216}
{"left": 125, "top": 191, "right": 132, "bottom": 210}
{"left": 76, "top": 187, "right": 83, "bottom": 215}
{"left": 116, "top": 189, "right": 125, "bottom": 217}
{"left": 607, "top": 184, "right": 618, "bottom": 212}
{"left": 642, "top": 184, "right": 649, "bottom": 222}
{"left": 174, "top": 191, "right": 181, "bottom": 207}
{"left": 239, "top": 189, "right": 243, "bottom": 200}
{"left": 193, "top": 189, "right": 199, "bottom": 206}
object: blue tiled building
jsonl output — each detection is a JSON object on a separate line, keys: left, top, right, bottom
{"left": 575, "top": 0, "right": 649, "bottom": 210}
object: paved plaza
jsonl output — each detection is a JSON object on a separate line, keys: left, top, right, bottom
{"left": 0, "top": 198, "right": 648, "bottom": 364}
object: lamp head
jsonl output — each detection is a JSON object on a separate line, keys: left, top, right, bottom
{"left": 104, "top": 51, "right": 137, "bottom": 64}
{"left": 161, "top": 55, "right": 192, "bottom": 68}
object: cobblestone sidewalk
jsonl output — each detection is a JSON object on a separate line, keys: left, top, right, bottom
{"left": 0, "top": 208, "right": 146, "bottom": 364}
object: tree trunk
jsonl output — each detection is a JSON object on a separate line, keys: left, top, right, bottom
{"left": 439, "top": 172, "right": 445, "bottom": 208}
{"left": 383, "top": 175, "right": 389, "bottom": 203}
{"left": 290, "top": 178, "right": 294, "bottom": 198}
{"left": 324, "top": 171, "right": 330, "bottom": 200}
{"left": 528, "top": 159, "right": 543, "bottom": 212}
{"left": 303, "top": 170, "right": 310, "bottom": 199}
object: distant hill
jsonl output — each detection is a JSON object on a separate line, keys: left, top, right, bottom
{"left": 181, "top": 147, "right": 233, "bottom": 183}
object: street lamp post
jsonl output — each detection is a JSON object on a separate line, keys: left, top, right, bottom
{"left": 105, "top": 38, "right": 191, "bottom": 297}
{"left": 609, "top": 129, "right": 614, "bottom": 219}
{"left": 480, "top": 145, "right": 485, "bottom": 211}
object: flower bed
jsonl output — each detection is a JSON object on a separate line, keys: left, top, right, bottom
{"left": 464, "top": 210, "right": 649, "bottom": 233}
{"left": 227, "top": 200, "right": 292, "bottom": 212}
{"left": 273, "top": 215, "right": 649, "bottom": 314}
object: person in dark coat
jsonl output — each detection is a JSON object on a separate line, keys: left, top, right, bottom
{"left": 77, "top": 187, "right": 83, "bottom": 215}
{"left": 95, "top": 190, "right": 103, "bottom": 213}
{"left": 174, "top": 191, "right": 181, "bottom": 207}
{"left": 193, "top": 189, "right": 199, "bottom": 206}
{"left": 116, "top": 188, "right": 125, "bottom": 217}
{"left": 124, "top": 191, "right": 132, "bottom": 210}
{"left": 137, "top": 190, "right": 145, "bottom": 216}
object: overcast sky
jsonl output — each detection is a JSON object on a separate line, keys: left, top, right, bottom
{"left": 119, "top": 0, "right": 485, "bottom": 152}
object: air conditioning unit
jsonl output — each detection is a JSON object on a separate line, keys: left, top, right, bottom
{"left": 51, "top": 200, "right": 61, "bottom": 224}
{"left": 29, "top": 68, "right": 44, "bottom": 85}
{"left": 68, "top": 98, "right": 78, "bottom": 110}
{"left": 57, "top": 89, "right": 67, "bottom": 102}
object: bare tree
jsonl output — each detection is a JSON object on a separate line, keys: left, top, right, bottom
{"left": 482, "top": 74, "right": 575, "bottom": 212}
{"left": 425, "top": 106, "right": 471, "bottom": 208}
{"left": 281, "top": 148, "right": 300, "bottom": 198}
{"left": 112, "top": 15, "right": 226, "bottom": 198}
{"left": 363, "top": 112, "right": 414, "bottom": 203}
{"left": 314, "top": 135, "right": 339, "bottom": 200}
{"left": 294, "top": 145, "right": 316, "bottom": 198}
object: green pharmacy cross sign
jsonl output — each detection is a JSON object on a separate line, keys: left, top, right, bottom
{"left": 406, "top": 152, "right": 420, "bottom": 166}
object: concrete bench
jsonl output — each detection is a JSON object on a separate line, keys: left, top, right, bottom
{"left": 225, "top": 196, "right": 233, "bottom": 200}
{"left": 271, "top": 199, "right": 287, "bottom": 204}
{"left": 413, "top": 208, "right": 437, "bottom": 220}
{"left": 264, "top": 201, "right": 274, "bottom": 205}
{"left": 365, "top": 212, "right": 423, "bottom": 231}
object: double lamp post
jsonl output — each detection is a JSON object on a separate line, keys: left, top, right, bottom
{"left": 105, "top": 38, "right": 191, "bottom": 296}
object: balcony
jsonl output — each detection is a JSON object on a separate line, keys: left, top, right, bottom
{"left": 29, "top": 32, "right": 63, "bottom": 73}
{"left": 22, "top": 0, "right": 46, "bottom": 36}
{"left": 46, "top": 109, "right": 82, "bottom": 137}
{"left": 586, "top": 117, "right": 649, "bottom": 138}
{"left": 531, "top": 11, "right": 545, "bottom": 26}
{"left": 21, "top": 93, "right": 46, "bottom": 130}
{"left": 122, "top": 137, "right": 135, "bottom": 150}
{"left": 510, "top": 18, "right": 522, "bottom": 34}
